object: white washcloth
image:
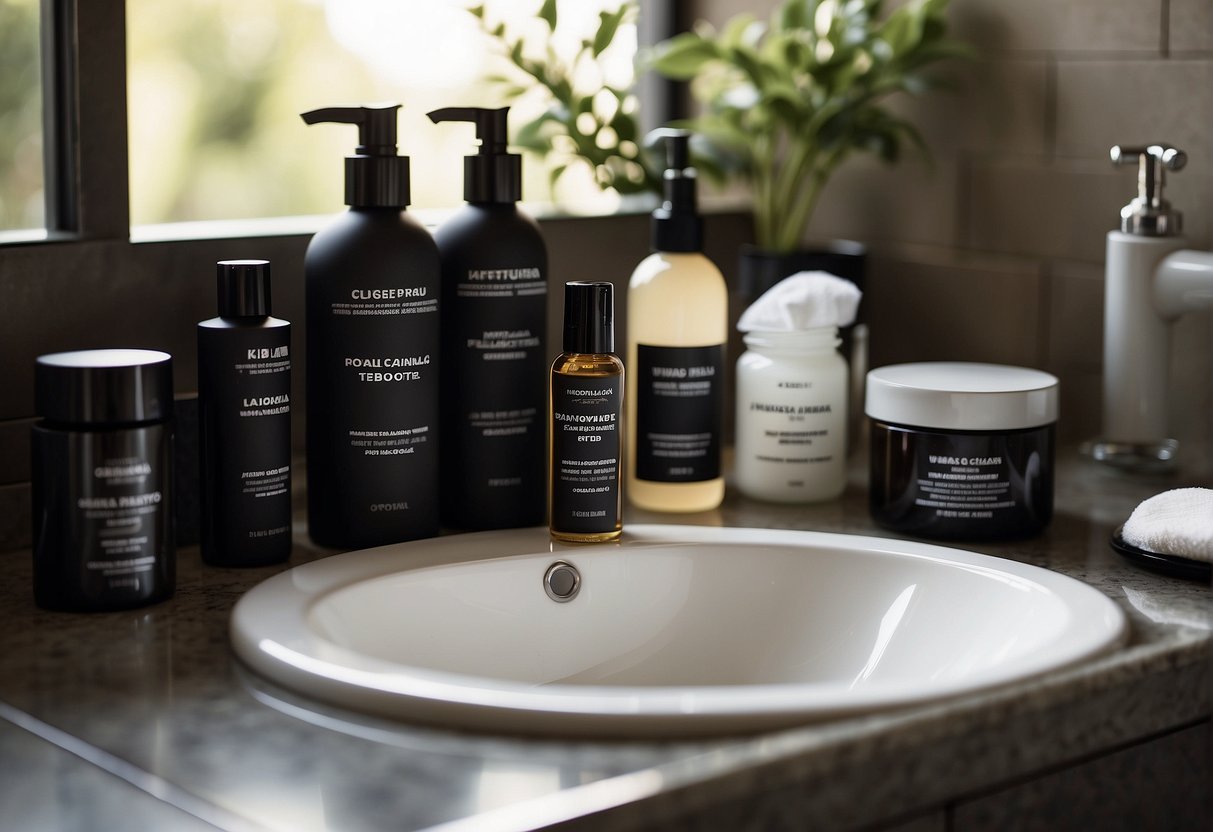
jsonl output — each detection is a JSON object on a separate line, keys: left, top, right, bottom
{"left": 1121, "top": 487, "right": 1213, "bottom": 562}
{"left": 737, "top": 271, "right": 862, "bottom": 332}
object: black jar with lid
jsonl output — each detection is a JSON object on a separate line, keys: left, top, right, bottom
{"left": 32, "top": 349, "right": 176, "bottom": 611}
{"left": 866, "top": 362, "right": 1059, "bottom": 541}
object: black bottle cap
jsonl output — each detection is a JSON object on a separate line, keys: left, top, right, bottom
{"left": 650, "top": 128, "right": 703, "bottom": 253}
{"left": 427, "top": 107, "right": 522, "bottom": 203}
{"left": 301, "top": 104, "right": 411, "bottom": 208}
{"left": 562, "top": 282, "right": 614, "bottom": 354}
{"left": 217, "top": 260, "right": 271, "bottom": 318}
{"left": 35, "top": 349, "right": 173, "bottom": 426}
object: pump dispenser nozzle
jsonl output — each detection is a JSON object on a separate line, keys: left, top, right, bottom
{"left": 649, "top": 128, "right": 703, "bottom": 253}
{"left": 427, "top": 106, "right": 522, "bottom": 203}
{"left": 301, "top": 103, "right": 410, "bottom": 207}
{"left": 1111, "top": 143, "right": 1186, "bottom": 237}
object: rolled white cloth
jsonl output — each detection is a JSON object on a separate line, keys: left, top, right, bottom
{"left": 1121, "top": 487, "right": 1213, "bottom": 562}
{"left": 737, "top": 271, "right": 862, "bottom": 332}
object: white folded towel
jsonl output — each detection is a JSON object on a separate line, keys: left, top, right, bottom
{"left": 737, "top": 271, "right": 862, "bottom": 332}
{"left": 1121, "top": 487, "right": 1213, "bottom": 562}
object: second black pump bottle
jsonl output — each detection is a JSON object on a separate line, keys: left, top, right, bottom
{"left": 427, "top": 107, "right": 548, "bottom": 530}
{"left": 301, "top": 104, "right": 441, "bottom": 548}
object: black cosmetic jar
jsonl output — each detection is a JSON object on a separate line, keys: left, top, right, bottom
{"left": 31, "top": 349, "right": 176, "bottom": 611}
{"left": 866, "top": 363, "right": 1058, "bottom": 541}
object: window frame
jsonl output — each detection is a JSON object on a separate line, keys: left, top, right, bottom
{"left": 0, "top": 0, "right": 692, "bottom": 521}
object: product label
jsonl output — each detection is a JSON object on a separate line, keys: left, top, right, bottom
{"left": 735, "top": 364, "right": 846, "bottom": 498}
{"left": 345, "top": 354, "right": 431, "bottom": 383}
{"left": 459, "top": 267, "right": 547, "bottom": 298}
{"left": 551, "top": 374, "right": 622, "bottom": 534}
{"left": 199, "top": 324, "right": 293, "bottom": 559}
{"left": 441, "top": 258, "right": 547, "bottom": 522}
{"left": 914, "top": 452, "right": 1016, "bottom": 520}
{"left": 347, "top": 424, "right": 430, "bottom": 457}
{"left": 635, "top": 344, "right": 723, "bottom": 482}
{"left": 33, "top": 425, "right": 172, "bottom": 602}
{"left": 330, "top": 287, "right": 438, "bottom": 317}
{"left": 307, "top": 262, "right": 440, "bottom": 542}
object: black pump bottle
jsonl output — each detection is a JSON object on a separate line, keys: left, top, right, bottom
{"left": 301, "top": 104, "right": 440, "bottom": 548}
{"left": 427, "top": 106, "right": 548, "bottom": 530}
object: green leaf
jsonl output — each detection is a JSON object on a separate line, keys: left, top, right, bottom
{"left": 719, "top": 13, "right": 757, "bottom": 48}
{"left": 467, "top": 4, "right": 485, "bottom": 19}
{"left": 538, "top": 0, "right": 558, "bottom": 31}
{"left": 649, "top": 33, "right": 719, "bottom": 79}
{"left": 592, "top": 7, "right": 626, "bottom": 57}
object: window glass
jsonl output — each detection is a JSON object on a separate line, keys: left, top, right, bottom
{"left": 126, "top": 0, "right": 637, "bottom": 227}
{"left": 0, "top": 0, "right": 44, "bottom": 233}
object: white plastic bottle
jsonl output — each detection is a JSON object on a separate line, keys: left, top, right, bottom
{"left": 627, "top": 130, "right": 727, "bottom": 512}
{"left": 733, "top": 272, "right": 860, "bottom": 503}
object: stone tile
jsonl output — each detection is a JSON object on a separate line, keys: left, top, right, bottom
{"left": 966, "top": 157, "right": 1213, "bottom": 262}
{"left": 952, "top": 723, "right": 1212, "bottom": 831}
{"left": 1054, "top": 60, "right": 1213, "bottom": 164}
{"left": 806, "top": 156, "right": 963, "bottom": 250}
{"left": 1046, "top": 261, "right": 1104, "bottom": 373}
{"left": 0, "top": 718, "right": 219, "bottom": 831}
{"left": 1170, "top": 0, "right": 1213, "bottom": 53}
{"left": 949, "top": 0, "right": 1163, "bottom": 54}
{"left": 1055, "top": 368, "right": 1103, "bottom": 445}
{"left": 890, "top": 59, "right": 1050, "bottom": 158}
{"left": 864, "top": 250, "right": 1045, "bottom": 370}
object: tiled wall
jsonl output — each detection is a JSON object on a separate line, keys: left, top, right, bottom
{"left": 694, "top": 0, "right": 1213, "bottom": 454}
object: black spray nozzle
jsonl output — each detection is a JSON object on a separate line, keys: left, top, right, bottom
{"left": 652, "top": 127, "right": 691, "bottom": 171}
{"left": 301, "top": 103, "right": 409, "bottom": 208}
{"left": 647, "top": 128, "right": 702, "bottom": 253}
{"left": 426, "top": 106, "right": 521, "bottom": 203}
{"left": 301, "top": 104, "right": 400, "bottom": 156}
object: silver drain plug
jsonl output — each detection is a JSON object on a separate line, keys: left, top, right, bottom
{"left": 543, "top": 561, "right": 581, "bottom": 603}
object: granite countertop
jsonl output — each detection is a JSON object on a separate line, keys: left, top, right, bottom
{"left": 0, "top": 450, "right": 1209, "bottom": 832}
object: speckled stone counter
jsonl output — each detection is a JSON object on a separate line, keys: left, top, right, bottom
{"left": 0, "top": 450, "right": 1209, "bottom": 831}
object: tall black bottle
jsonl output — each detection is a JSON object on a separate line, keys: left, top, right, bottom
{"left": 198, "top": 260, "right": 292, "bottom": 566}
{"left": 301, "top": 104, "right": 441, "bottom": 548}
{"left": 427, "top": 107, "right": 547, "bottom": 529}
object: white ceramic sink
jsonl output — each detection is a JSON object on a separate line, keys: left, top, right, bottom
{"left": 231, "top": 525, "right": 1126, "bottom": 737}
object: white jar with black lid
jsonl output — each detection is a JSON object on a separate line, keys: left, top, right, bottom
{"left": 31, "top": 349, "right": 176, "bottom": 611}
{"left": 866, "top": 362, "right": 1059, "bottom": 540}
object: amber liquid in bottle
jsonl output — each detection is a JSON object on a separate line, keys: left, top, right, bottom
{"left": 550, "top": 282, "right": 624, "bottom": 543}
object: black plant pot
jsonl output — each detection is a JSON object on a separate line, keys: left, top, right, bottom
{"left": 736, "top": 240, "right": 867, "bottom": 300}
{"left": 725, "top": 241, "right": 869, "bottom": 447}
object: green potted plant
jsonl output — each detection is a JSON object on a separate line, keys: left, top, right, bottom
{"left": 650, "top": 0, "right": 968, "bottom": 296}
{"left": 469, "top": 1, "right": 661, "bottom": 203}
{"left": 473, "top": 0, "right": 965, "bottom": 294}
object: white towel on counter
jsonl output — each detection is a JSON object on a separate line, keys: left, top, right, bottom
{"left": 1121, "top": 487, "right": 1213, "bottom": 562}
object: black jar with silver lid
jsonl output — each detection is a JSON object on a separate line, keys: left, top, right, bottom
{"left": 31, "top": 349, "right": 176, "bottom": 611}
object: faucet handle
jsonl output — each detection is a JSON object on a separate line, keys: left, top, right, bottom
{"left": 1110, "top": 144, "right": 1186, "bottom": 237}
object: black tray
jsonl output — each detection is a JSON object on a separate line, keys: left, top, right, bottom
{"left": 1110, "top": 526, "right": 1212, "bottom": 583}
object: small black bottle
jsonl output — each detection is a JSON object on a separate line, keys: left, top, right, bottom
{"left": 32, "top": 349, "right": 176, "bottom": 611}
{"left": 198, "top": 260, "right": 292, "bottom": 566}
{"left": 427, "top": 107, "right": 548, "bottom": 530}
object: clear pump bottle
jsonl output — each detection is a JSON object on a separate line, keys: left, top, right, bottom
{"left": 626, "top": 130, "right": 727, "bottom": 513}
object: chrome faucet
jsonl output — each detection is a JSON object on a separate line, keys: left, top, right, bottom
{"left": 1086, "top": 144, "right": 1213, "bottom": 471}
